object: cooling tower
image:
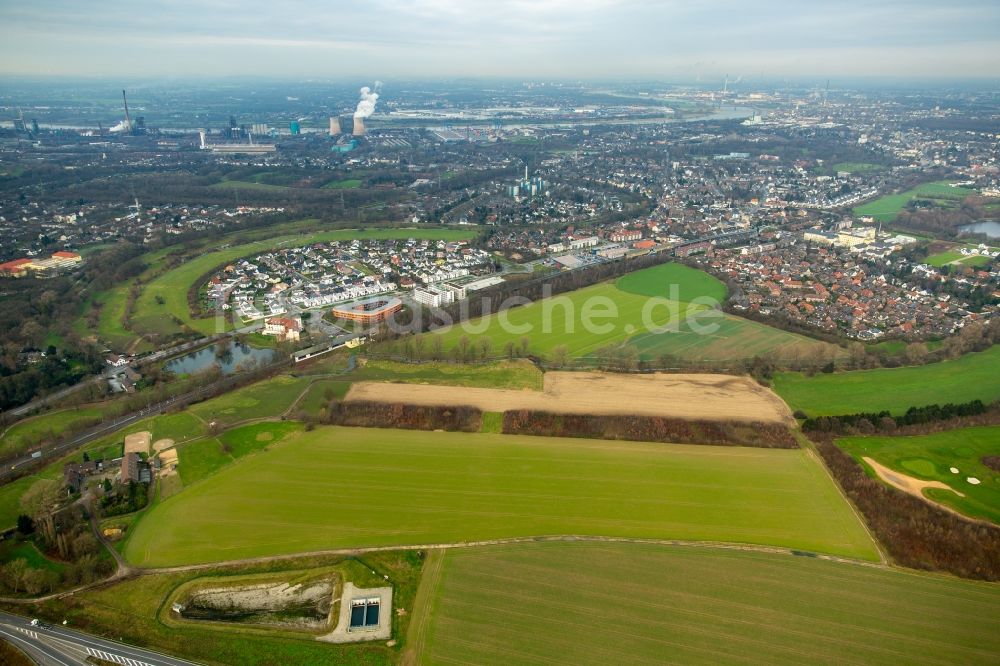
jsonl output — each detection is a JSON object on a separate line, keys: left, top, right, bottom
{"left": 329, "top": 117, "right": 341, "bottom": 136}
{"left": 352, "top": 117, "right": 366, "bottom": 136}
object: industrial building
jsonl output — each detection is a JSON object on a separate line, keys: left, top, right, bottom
{"left": 0, "top": 250, "right": 81, "bottom": 277}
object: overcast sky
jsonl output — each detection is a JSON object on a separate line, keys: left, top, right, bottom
{"left": 1, "top": 0, "right": 998, "bottom": 80}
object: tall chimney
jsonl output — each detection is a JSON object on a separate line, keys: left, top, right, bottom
{"left": 352, "top": 117, "right": 365, "bottom": 136}
{"left": 329, "top": 117, "right": 341, "bottom": 136}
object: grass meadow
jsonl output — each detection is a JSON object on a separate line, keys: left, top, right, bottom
{"left": 854, "top": 181, "right": 975, "bottom": 222}
{"left": 422, "top": 263, "right": 836, "bottom": 362}
{"left": 838, "top": 425, "right": 1000, "bottom": 524}
{"left": 175, "top": 421, "right": 302, "bottom": 486}
{"left": 188, "top": 375, "right": 311, "bottom": 427}
{"left": 125, "top": 425, "right": 878, "bottom": 566}
{"left": 772, "top": 345, "right": 1000, "bottom": 417}
{"left": 1, "top": 406, "right": 109, "bottom": 458}
{"left": 351, "top": 358, "right": 544, "bottom": 390}
{"left": 417, "top": 541, "right": 1000, "bottom": 665}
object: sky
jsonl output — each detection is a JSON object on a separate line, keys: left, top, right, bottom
{"left": 1, "top": 0, "right": 998, "bottom": 80}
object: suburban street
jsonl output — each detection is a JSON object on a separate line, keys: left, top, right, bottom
{"left": 0, "top": 610, "right": 201, "bottom": 665}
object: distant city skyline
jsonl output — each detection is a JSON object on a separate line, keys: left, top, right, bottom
{"left": 1, "top": 0, "right": 998, "bottom": 80}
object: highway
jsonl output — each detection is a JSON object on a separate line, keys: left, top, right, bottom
{"left": 0, "top": 610, "right": 201, "bottom": 666}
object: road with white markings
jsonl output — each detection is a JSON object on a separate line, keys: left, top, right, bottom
{"left": 0, "top": 610, "right": 201, "bottom": 666}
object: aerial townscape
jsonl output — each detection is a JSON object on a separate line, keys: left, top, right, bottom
{"left": 0, "top": 2, "right": 998, "bottom": 665}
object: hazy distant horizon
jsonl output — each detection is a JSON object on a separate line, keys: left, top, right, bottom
{"left": 1, "top": 1, "right": 998, "bottom": 80}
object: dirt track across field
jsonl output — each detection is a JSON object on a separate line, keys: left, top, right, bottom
{"left": 345, "top": 371, "right": 792, "bottom": 423}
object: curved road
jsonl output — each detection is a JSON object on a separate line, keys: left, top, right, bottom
{"left": 0, "top": 610, "right": 202, "bottom": 666}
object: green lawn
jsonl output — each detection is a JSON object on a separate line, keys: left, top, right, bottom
{"left": 925, "top": 245, "right": 995, "bottom": 268}
{"left": 424, "top": 279, "right": 695, "bottom": 359}
{"left": 772, "top": 345, "right": 1000, "bottom": 417}
{"left": 125, "top": 426, "right": 878, "bottom": 567}
{"left": 419, "top": 542, "right": 1000, "bottom": 665}
{"left": 293, "top": 380, "right": 353, "bottom": 416}
{"left": 1, "top": 406, "right": 108, "bottom": 458}
{"left": 131, "top": 228, "right": 477, "bottom": 338}
{"left": 322, "top": 178, "right": 362, "bottom": 189}
{"left": 176, "top": 422, "right": 302, "bottom": 486}
{"left": 0, "top": 466, "right": 62, "bottom": 530}
{"left": 628, "top": 311, "right": 839, "bottom": 362}
{"left": 210, "top": 179, "right": 291, "bottom": 192}
{"left": 838, "top": 426, "right": 1000, "bottom": 524}
{"left": 188, "top": 375, "right": 312, "bottom": 427}
{"left": 854, "top": 181, "right": 975, "bottom": 222}
{"left": 421, "top": 263, "right": 838, "bottom": 362}
{"left": 615, "top": 262, "right": 727, "bottom": 302}
{"left": 0, "top": 539, "right": 66, "bottom": 573}
{"left": 352, "top": 359, "right": 544, "bottom": 390}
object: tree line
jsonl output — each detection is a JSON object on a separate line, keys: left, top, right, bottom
{"left": 814, "top": 435, "right": 1000, "bottom": 581}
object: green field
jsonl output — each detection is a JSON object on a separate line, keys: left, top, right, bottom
{"left": 211, "top": 180, "right": 290, "bottom": 191}
{"left": 832, "top": 162, "right": 885, "bottom": 174}
{"left": 352, "top": 359, "right": 543, "bottom": 390}
{"left": 131, "top": 228, "right": 476, "bottom": 338}
{"left": 1, "top": 406, "right": 108, "bottom": 458}
{"left": 854, "top": 181, "right": 975, "bottom": 222}
{"left": 615, "top": 263, "right": 727, "bottom": 302}
{"left": 188, "top": 375, "right": 311, "bottom": 427}
{"left": 293, "top": 379, "right": 352, "bottom": 416}
{"left": 422, "top": 263, "right": 837, "bottom": 362}
{"left": 0, "top": 539, "right": 66, "bottom": 573}
{"left": 176, "top": 422, "right": 302, "bottom": 486}
{"left": 125, "top": 426, "right": 878, "bottom": 566}
{"left": 322, "top": 178, "right": 362, "bottom": 189}
{"left": 773, "top": 345, "right": 1000, "bottom": 417}
{"left": 418, "top": 542, "right": 1000, "bottom": 665}
{"left": 838, "top": 426, "right": 1000, "bottom": 524}
{"left": 924, "top": 244, "right": 995, "bottom": 268}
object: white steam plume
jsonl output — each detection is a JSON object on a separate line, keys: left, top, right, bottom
{"left": 354, "top": 83, "right": 380, "bottom": 119}
{"left": 108, "top": 119, "right": 130, "bottom": 133}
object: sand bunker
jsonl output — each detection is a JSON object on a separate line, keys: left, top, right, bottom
{"left": 345, "top": 371, "right": 792, "bottom": 423}
{"left": 863, "top": 456, "right": 968, "bottom": 515}
{"left": 124, "top": 431, "right": 152, "bottom": 456}
{"left": 950, "top": 467, "right": 960, "bottom": 474}
{"left": 967, "top": 477, "right": 981, "bottom": 485}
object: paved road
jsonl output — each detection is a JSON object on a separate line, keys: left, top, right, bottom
{"left": 0, "top": 610, "right": 202, "bottom": 666}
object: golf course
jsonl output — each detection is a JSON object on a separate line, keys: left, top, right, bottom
{"left": 772, "top": 345, "right": 1000, "bottom": 416}
{"left": 838, "top": 425, "right": 1000, "bottom": 524}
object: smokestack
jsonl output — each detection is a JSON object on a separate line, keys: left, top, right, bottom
{"left": 199, "top": 131, "right": 206, "bottom": 149}
{"left": 353, "top": 117, "right": 365, "bottom": 136}
{"left": 329, "top": 116, "right": 341, "bottom": 136}
{"left": 121, "top": 89, "right": 132, "bottom": 134}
